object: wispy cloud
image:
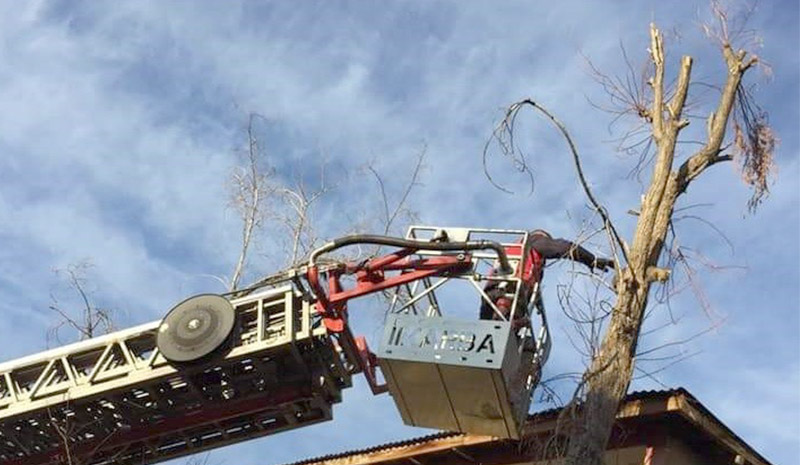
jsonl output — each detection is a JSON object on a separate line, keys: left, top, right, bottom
{"left": 0, "top": 1, "right": 796, "bottom": 464}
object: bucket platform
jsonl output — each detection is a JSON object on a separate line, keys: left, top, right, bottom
{"left": 375, "top": 226, "right": 552, "bottom": 439}
{"left": 378, "top": 315, "right": 536, "bottom": 438}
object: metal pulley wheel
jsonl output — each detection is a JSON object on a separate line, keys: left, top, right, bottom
{"left": 157, "top": 294, "right": 236, "bottom": 363}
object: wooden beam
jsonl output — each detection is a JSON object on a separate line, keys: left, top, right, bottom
{"left": 305, "top": 434, "right": 496, "bottom": 465}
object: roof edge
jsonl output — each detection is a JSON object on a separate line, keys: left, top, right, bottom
{"left": 671, "top": 391, "right": 772, "bottom": 465}
{"left": 280, "top": 388, "right": 772, "bottom": 465}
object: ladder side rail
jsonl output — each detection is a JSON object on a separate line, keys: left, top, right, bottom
{"left": 1, "top": 288, "right": 345, "bottom": 465}
{"left": 0, "top": 287, "right": 298, "bottom": 421}
{"left": 0, "top": 286, "right": 289, "bottom": 375}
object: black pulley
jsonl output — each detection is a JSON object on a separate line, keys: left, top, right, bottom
{"left": 156, "top": 294, "right": 235, "bottom": 363}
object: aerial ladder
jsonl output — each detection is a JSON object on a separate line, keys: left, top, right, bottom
{"left": 0, "top": 226, "right": 552, "bottom": 465}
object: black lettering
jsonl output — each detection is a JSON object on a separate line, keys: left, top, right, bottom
{"left": 419, "top": 328, "right": 435, "bottom": 348}
{"left": 463, "top": 333, "right": 476, "bottom": 352}
{"left": 389, "top": 326, "right": 401, "bottom": 346}
{"left": 476, "top": 334, "right": 495, "bottom": 354}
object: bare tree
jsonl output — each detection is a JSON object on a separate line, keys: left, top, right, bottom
{"left": 46, "top": 262, "right": 211, "bottom": 465}
{"left": 276, "top": 163, "right": 334, "bottom": 267}
{"left": 228, "top": 113, "right": 275, "bottom": 291}
{"left": 48, "top": 261, "right": 114, "bottom": 344}
{"left": 46, "top": 263, "right": 120, "bottom": 465}
{"left": 486, "top": 4, "right": 776, "bottom": 464}
{"left": 226, "top": 113, "right": 428, "bottom": 298}
{"left": 366, "top": 147, "right": 426, "bottom": 238}
{"left": 225, "top": 112, "right": 339, "bottom": 290}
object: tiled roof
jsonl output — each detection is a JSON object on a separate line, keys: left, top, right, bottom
{"left": 281, "top": 388, "right": 698, "bottom": 465}
{"left": 281, "top": 431, "right": 463, "bottom": 465}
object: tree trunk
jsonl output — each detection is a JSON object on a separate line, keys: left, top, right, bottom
{"left": 564, "top": 267, "right": 653, "bottom": 464}
{"left": 563, "top": 20, "right": 757, "bottom": 464}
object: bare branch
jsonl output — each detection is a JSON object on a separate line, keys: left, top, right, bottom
{"left": 366, "top": 147, "right": 426, "bottom": 238}
{"left": 229, "top": 113, "right": 274, "bottom": 291}
{"left": 732, "top": 86, "right": 777, "bottom": 212}
{"left": 648, "top": 23, "right": 666, "bottom": 139}
{"left": 48, "top": 262, "right": 114, "bottom": 343}
{"left": 485, "top": 99, "right": 630, "bottom": 264}
{"left": 675, "top": 35, "right": 773, "bottom": 200}
{"left": 278, "top": 162, "right": 334, "bottom": 266}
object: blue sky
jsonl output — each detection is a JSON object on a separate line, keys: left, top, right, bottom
{"left": 0, "top": 1, "right": 797, "bottom": 464}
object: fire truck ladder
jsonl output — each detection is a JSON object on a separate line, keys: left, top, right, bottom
{"left": 0, "top": 226, "right": 551, "bottom": 465}
{"left": 0, "top": 287, "right": 347, "bottom": 465}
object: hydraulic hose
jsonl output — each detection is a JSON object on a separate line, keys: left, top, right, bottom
{"left": 308, "top": 234, "right": 513, "bottom": 274}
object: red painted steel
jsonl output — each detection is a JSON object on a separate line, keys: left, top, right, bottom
{"left": 308, "top": 253, "right": 472, "bottom": 333}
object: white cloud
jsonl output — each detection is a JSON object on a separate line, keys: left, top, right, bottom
{"left": 0, "top": 1, "right": 796, "bottom": 464}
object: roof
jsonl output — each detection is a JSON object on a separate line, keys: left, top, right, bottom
{"left": 281, "top": 388, "right": 772, "bottom": 465}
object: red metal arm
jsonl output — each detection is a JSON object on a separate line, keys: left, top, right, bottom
{"left": 301, "top": 237, "right": 538, "bottom": 396}
{"left": 304, "top": 249, "right": 473, "bottom": 395}
{"left": 307, "top": 252, "right": 471, "bottom": 328}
